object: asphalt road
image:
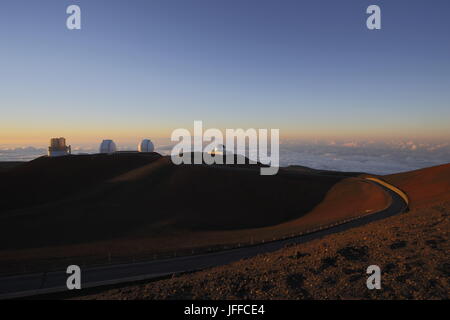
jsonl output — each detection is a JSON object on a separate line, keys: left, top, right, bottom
{"left": 0, "top": 180, "right": 408, "bottom": 299}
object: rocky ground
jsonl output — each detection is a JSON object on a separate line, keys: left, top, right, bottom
{"left": 74, "top": 198, "right": 449, "bottom": 300}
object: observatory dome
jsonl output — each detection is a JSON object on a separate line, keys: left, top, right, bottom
{"left": 138, "top": 139, "right": 154, "bottom": 153}
{"left": 209, "top": 144, "right": 227, "bottom": 155}
{"left": 48, "top": 137, "right": 71, "bottom": 157}
{"left": 99, "top": 140, "right": 117, "bottom": 154}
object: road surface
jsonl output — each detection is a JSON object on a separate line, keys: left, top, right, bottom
{"left": 0, "top": 179, "right": 408, "bottom": 299}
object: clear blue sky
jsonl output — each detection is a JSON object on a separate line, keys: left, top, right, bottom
{"left": 1, "top": 0, "right": 449, "bottom": 145}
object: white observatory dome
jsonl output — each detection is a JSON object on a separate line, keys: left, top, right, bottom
{"left": 99, "top": 140, "right": 117, "bottom": 154}
{"left": 138, "top": 139, "right": 154, "bottom": 153}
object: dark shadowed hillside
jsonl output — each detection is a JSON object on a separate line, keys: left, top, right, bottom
{"left": 0, "top": 153, "right": 389, "bottom": 274}
{"left": 0, "top": 153, "right": 162, "bottom": 213}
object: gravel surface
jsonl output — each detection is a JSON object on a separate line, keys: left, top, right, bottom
{"left": 74, "top": 199, "right": 449, "bottom": 300}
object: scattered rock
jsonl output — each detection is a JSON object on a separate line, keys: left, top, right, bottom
{"left": 383, "top": 263, "right": 396, "bottom": 274}
{"left": 396, "top": 273, "right": 413, "bottom": 282}
{"left": 337, "top": 246, "right": 369, "bottom": 261}
{"left": 289, "top": 252, "right": 311, "bottom": 260}
{"left": 320, "top": 256, "right": 338, "bottom": 270}
{"left": 390, "top": 240, "right": 407, "bottom": 250}
{"left": 425, "top": 238, "right": 445, "bottom": 249}
{"left": 438, "top": 263, "right": 450, "bottom": 277}
{"left": 286, "top": 273, "right": 306, "bottom": 288}
{"left": 285, "top": 273, "right": 310, "bottom": 299}
{"left": 348, "top": 274, "right": 364, "bottom": 282}
{"left": 343, "top": 268, "right": 364, "bottom": 275}
{"left": 323, "top": 277, "right": 337, "bottom": 285}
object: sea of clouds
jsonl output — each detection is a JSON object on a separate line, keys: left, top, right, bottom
{"left": 277, "top": 140, "right": 450, "bottom": 174}
{"left": 1, "top": 140, "right": 449, "bottom": 175}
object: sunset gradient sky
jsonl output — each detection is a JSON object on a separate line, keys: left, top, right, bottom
{"left": 1, "top": 0, "right": 449, "bottom": 146}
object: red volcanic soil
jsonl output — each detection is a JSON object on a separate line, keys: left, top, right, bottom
{"left": 275, "top": 175, "right": 389, "bottom": 232}
{"left": 73, "top": 164, "right": 450, "bottom": 300}
{"left": 384, "top": 163, "right": 450, "bottom": 208}
{"left": 74, "top": 202, "right": 449, "bottom": 300}
{"left": 0, "top": 154, "right": 389, "bottom": 274}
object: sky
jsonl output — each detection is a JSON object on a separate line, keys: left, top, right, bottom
{"left": 1, "top": 0, "right": 449, "bottom": 147}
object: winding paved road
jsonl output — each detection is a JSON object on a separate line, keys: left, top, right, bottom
{"left": 0, "top": 179, "right": 408, "bottom": 299}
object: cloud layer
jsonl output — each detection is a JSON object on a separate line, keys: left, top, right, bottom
{"left": 1, "top": 140, "right": 449, "bottom": 175}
